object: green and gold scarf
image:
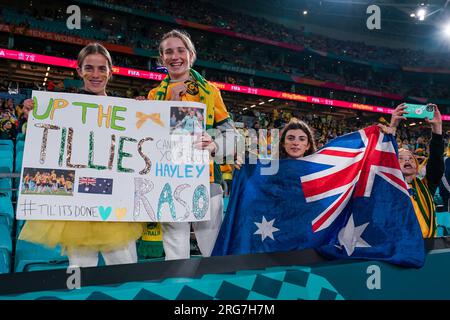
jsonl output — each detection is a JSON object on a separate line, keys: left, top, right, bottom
{"left": 153, "top": 69, "right": 215, "bottom": 129}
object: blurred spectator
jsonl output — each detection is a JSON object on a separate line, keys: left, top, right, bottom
{"left": 18, "top": 98, "right": 33, "bottom": 134}
{"left": 0, "top": 118, "right": 16, "bottom": 140}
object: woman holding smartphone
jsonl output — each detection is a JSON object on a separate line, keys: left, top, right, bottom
{"left": 389, "top": 103, "right": 444, "bottom": 238}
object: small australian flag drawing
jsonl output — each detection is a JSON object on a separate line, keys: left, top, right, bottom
{"left": 78, "top": 177, "right": 113, "bottom": 195}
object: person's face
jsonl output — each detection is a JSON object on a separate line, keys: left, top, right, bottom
{"left": 189, "top": 110, "right": 195, "bottom": 117}
{"left": 23, "top": 99, "right": 34, "bottom": 117}
{"left": 283, "top": 129, "right": 310, "bottom": 159}
{"left": 161, "top": 37, "right": 192, "bottom": 80}
{"left": 398, "top": 150, "right": 417, "bottom": 177}
{"left": 77, "top": 53, "right": 111, "bottom": 95}
{"left": 3, "top": 122, "right": 11, "bottom": 130}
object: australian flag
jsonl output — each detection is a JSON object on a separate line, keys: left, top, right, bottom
{"left": 78, "top": 177, "right": 113, "bottom": 195}
{"left": 212, "top": 126, "right": 425, "bottom": 268}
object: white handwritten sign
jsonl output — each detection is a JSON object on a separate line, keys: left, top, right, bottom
{"left": 16, "top": 91, "right": 211, "bottom": 222}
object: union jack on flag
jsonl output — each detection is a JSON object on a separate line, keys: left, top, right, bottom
{"left": 212, "top": 125, "right": 425, "bottom": 267}
{"left": 301, "top": 126, "right": 409, "bottom": 233}
{"left": 79, "top": 177, "right": 97, "bottom": 186}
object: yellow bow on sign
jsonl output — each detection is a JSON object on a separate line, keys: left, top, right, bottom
{"left": 136, "top": 112, "right": 165, "bottom": 129}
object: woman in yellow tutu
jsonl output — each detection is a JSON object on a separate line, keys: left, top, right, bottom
{"left": 19, "top": 43, "right": 146, "bottom": 267}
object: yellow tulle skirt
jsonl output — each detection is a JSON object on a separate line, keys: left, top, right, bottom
{"left": 19, "top": 220, "right": 146, "bottom": 255}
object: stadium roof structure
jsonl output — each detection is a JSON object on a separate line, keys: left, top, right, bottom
{"left": 215, "top": 0, "right": 450, "bottom": 43}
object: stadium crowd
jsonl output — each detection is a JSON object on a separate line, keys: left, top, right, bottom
{"left": 0, "top": 1, "right": 448, "bottom": 276}
{"left": 1, "top": 2, "right": 449, "bottom": 103}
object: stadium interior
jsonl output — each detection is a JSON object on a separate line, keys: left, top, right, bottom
{"left": 0, "top": 0, "right": 450, "bottom": 301}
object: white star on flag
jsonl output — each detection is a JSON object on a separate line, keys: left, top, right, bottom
{"left": 254, "top": 216, "right": 279, "bottom": 241}
{"left": 338, "top": 214, "right": 371, "bottom": 256}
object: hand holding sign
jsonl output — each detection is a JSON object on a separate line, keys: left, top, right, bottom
{"left": 193, "top": 131, "right": 216, "bottom": 155}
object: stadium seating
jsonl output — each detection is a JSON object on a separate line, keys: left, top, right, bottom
{"left": 14, "top": 150, "right": 23, "bottom": 174}
{"left": 0, "top": 157, "right": 13, "bottom": 173}
{"left": 15, "top": 219, "right": 24, "bottom": 236}
{"left": 0, "top": 197, "right": 13, "bottom": 234}
{"left": 0, "top": 176, "right": 12, "bottom": 199}
{"left": 436, "top": 212, "right": 450, "bottom": 237}
{"left": 3, "top": 8, "right": 109, "bottom": 41}
{"left": 0, "top": 93, "right": 26, "bottom": 105}
{"left": 0, "top": 197, "right": 14, "bottom": 219}
{"left": 0, "top": 140, "right": 14, "bottom": 149}
{"left": 14, "top": 240, "right": 69, "bottom": 272}
{"left": 223, "top": 196, "right": 229, "bottom": 213}
{"left": 0, "top": 224, "right": 12, "bottom": 273}
{"left": 15, "top": 140, "right": 25, "bottom": 153}
{"left": 0, "top": 211, "right": 13, "bottom": 236}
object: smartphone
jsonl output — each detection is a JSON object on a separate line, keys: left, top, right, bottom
{"left": 404, "top": 103, "right": 434, "bottom": 119}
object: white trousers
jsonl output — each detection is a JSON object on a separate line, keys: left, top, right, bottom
{"left": 162, "top": 187, "right": 224, "bottom": 260}
{"left": 68, "top": 240, "right": 138, "bottom": 268}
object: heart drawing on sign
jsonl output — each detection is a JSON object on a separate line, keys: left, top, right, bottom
{"left": 99, "top": 206, "right": 112, "bottom": 221}
{"left": 115, "top": 208, "right": 127, "bottom": 220}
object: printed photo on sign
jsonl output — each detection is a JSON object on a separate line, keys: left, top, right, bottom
{"left": 21, "top": 168, "right": 75, "bottom": 196}
{"left": 78, "top": 177, "right": 113, "bottom": 195}
{"left": 170, "top": 106, "right": 205, "bottom": 135}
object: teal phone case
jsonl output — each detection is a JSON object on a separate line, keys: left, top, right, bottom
{"left": 404, "top": 104, "right": 434, "bottom": 119}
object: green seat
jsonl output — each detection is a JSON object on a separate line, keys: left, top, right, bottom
{"left": 0, "top": 223, "right": 11, "bottom": 251}
{"left": 0, "top": 148, "right": 13, "bottom": 160}
{"left": 0, "top": 215, "right": 13, "bottom": 235}
{"left": 0, "top": 197, "right": 14, "bottom": 219}
{"left": 16, "top": 140, "right": 25, "bottom": 152}
{"left": 15, "top": 150, "right": 23, "bottom": 173}
{"left": 14, "top": 240, "right": 69, "bottom": 272}
{"left": 15, "top": 219, "right": 25, "bottom": 237}
{"left": 0, "top": 248, "right": 10, "bottom": 273}
{"left": 0, "top": 158, "right": 13, "bottom": 173}
{"left": 0, "top": 177, "right": 13, "bottom": 199}
{"left": 436, "top": 212, "right": 450, "bottom": 236}
{"left": 223, "top": 196, "right": 229, "bottom": 214}
{"left": 0, "top": 140, "right": 13, "bottom": 148}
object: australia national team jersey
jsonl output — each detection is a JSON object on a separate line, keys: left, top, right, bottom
{"left": 148, "top": 80, "right": 230, "bottom": 125}
{"left": 148, "top": 79, "right": 233, "bottom": 184}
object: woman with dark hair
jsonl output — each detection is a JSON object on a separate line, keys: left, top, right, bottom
{"left": 279, "top": 119, "right": 316, "bottom": 159}
{"left": 19, "top": 43, "right": 146, "bottom": 267}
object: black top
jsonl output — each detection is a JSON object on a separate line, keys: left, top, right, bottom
{"left": 425, "top": 132, "right": 444, "bottom": 196}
